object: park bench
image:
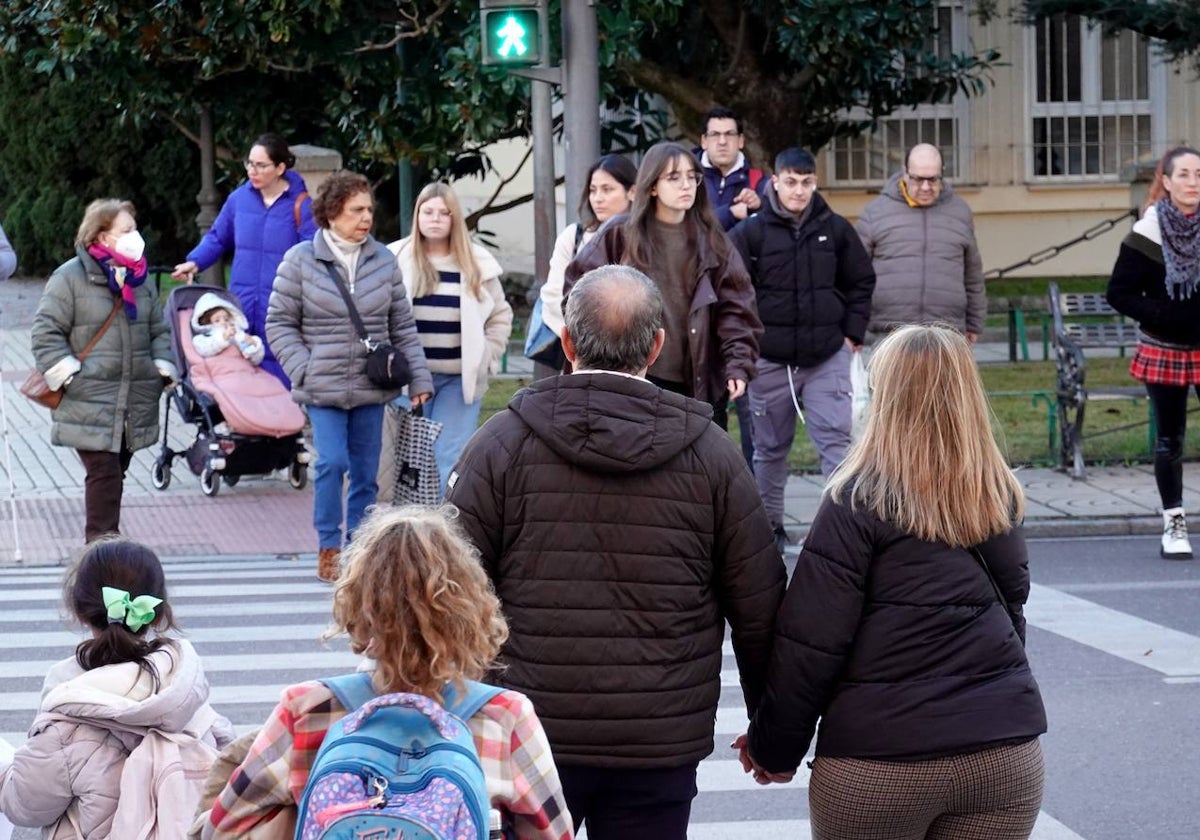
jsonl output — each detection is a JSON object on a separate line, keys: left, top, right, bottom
{"left": 1048, "top": 282, "right": 1145, "bottom": 479}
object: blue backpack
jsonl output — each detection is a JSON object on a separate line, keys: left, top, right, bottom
{"left": 296, "top": 672, "right": 502, "bottom": 840}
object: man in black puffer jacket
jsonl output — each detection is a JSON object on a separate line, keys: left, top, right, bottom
{"left": 729, "top": 147, "right": 876, "bottom": 547}
{"left": 446, "top": 265, "right": 786, "bottom": 840}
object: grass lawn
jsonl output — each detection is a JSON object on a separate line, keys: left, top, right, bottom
{"left": 481, "top": 356, "right": 1200, "bottom": 473}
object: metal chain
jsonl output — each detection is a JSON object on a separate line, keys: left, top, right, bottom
{"left": 983, "top": 208, "right": 1137, "bottom": 280}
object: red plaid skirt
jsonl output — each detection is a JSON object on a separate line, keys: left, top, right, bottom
{"left": 1129, "top": 342, "right": 1200, "bottom": 386}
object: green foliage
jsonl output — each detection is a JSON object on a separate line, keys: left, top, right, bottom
{"left": 0, "top": 54, "right": 197, "bottom": 274}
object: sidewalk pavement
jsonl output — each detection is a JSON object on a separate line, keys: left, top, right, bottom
{"left": 0, "top": 277, "right": 1181, "bottom": 567}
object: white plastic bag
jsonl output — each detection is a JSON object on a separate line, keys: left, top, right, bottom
{"left": 850, "top": 350, "right": 870, "bottom": 440}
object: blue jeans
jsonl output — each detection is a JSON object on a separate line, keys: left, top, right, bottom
{"left": 307, "top": 403, "right": 385, "bottom": 550}
{"left": 426, "top": 373, "right": 484, "bottom": 495}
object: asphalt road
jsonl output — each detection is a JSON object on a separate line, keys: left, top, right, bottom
{"left": 2, "top": 535, "right": 1198, "bottom": 839}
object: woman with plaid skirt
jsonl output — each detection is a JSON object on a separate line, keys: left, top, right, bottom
{"left": 1107, "top": 145, "right": 1200, "bottom": 560}
{"left": 736, "top": 325, "right": 1047, "bottom": 840}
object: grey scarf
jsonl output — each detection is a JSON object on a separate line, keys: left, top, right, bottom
{"left": 1156, "top": 198, "right": 1200, "bottom": 300}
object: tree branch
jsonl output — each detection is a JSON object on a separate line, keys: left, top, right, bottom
{"left": 463, "top": 144, "right": 535, "bottom": 229}
{"left": 353, "top": 1, "right": 455, "bottom": 53}
{"left": 621, "top": 59, "right": 716, "bottom": 118}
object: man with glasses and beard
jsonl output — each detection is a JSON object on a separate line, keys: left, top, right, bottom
{"left": 855, "top": 143, "right": 985, "bottom": 343}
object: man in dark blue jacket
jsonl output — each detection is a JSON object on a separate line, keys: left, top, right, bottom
{"left": 729, "top": 148, "right": 876, "bottom": 549}
{"left": 696, "top": 107, "right": 766, "bottom": 232}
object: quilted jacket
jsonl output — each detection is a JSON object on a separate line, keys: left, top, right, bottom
{"left": 266, "top": 233, "right": 433, "bottom": 408}
{"left": 30, "top": 247, "right": 173, "bottom": 453}
{"left": 748, "top": 493, "right": 1047, "bottom": 773}
{"left": 0, "top": 639, "right": 234, "bottom": 839}
{"left": 446, "top": 372, "right": 787, "bottom": 769}
{"left": 855, "top": 172, "right": 985, "bottom": 335}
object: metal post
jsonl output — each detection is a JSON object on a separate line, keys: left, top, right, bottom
{"left": 530, "top": 2, "right": 558, "bottom": 380}
{"left": 196, "top": 105, "right": 222, "bottom": 287}
{"left": 561, "top": 0, "right": 600, "bottom": 226}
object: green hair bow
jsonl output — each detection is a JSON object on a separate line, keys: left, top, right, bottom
{"left": 101, "top": 586, "right": 163, "bottom": 633}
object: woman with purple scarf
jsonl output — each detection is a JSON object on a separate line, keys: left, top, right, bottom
{"left": 1108, "top": 145, "right": 1200, "bottom": 560}
{"left": 30, "top": 199, "right": 175, "bottom": 542}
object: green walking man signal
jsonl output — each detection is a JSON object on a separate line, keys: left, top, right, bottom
{"left": 480, "top": 1, "right": 543, "bottom": 67}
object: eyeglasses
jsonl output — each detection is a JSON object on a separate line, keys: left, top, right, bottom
{"left": 660, "top": 172, "right": 703, "bottom": 186}
{"left": 704, "top": 130, "right": 740, "bottom": 141}
{"left": 244, "top": 160, "right": 275, "bottom": 172}
{"left": 907, "top": 173, "right": 943, "bottom": 187}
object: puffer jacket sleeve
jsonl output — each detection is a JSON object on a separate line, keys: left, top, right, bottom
{"left": 708, "top": 432, "right": 786, "bottom": 713}
{"left": 30, "top": 267, "right": 79, "bottom": 381}
{"left": 748, "top": 495, "right": 873, "bottom": 774}
{"left": 0, "top": 222, "right": 16, "bottom": 281}
{"left": 712, "top": 246, "right": 762, "bottom": 385}
{"left": 833, "top": 217, "right": 877, "bottom": 345}
{"left": 187, "top": 195, "right": 236, "bottom": 271}
{"left": 0, "top": 725, "right": 74, "bottom": 827}
{"left": 976, "top": 526, "right": 1031, "bottom": 644}
{"left": 963, "top": 218, "right": 985, "bottom": 335}
{"left": 265, "top": 246, "right": 312, "bottom": 388}
{"left": 854, "top": 205, "right": 877, "bottom": 259}
{"left": 385, "top": 260, "right": 433, "bottom": 397}
{"left": 444, "top": 415, "right": 514, "bottom": 580}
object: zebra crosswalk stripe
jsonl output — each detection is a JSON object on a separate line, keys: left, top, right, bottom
{"left": 0, "top": 558, "right": 1088, "bottom": 839}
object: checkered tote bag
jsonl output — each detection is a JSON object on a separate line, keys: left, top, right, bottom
{"left": 390, "top": 405, "right": 443, "bottom": 506}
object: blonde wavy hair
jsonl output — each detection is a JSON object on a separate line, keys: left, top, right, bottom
{"left": 330, "top": 506, "right": 508, "bottom": 702}
{"left": 407, "top": 182, "right": 484, "bottom": 301}
{"left": 826, "top": 324, "right": 1024, "bottom": 547}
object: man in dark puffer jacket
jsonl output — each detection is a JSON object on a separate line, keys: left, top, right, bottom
{"left": 446, "top": 265, "right": 786, "bottom": 840}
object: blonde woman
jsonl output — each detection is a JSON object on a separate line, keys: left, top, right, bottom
{"left": 739, "top": 325, "right": 1047, "bottom": 840}
{"left": 203, "top": 506, "right": 573, "bottom": 840}
{"left": 389, "top": 183, "right": 513, "bottom": 494}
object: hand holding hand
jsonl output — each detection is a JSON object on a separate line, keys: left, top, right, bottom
{"left": 731, "top": 734, "right": 796, "bottom": 786}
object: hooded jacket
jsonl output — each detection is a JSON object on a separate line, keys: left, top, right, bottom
{"left": 445, "top": 373, "right": 787, "bottom": 769}
{"left": 855, "top": 172, "right": 985, "bottom": 335}
{"left": 0, "top": 639, "right": 234, "bottom": 839}
{"left": 729, "top": 187, "right": 876, "bottom": 368}
{"left": 266, "top": 233, "right": 433, "bottom": 408}
{"left": 185, "top": 170, "right": 317, "bottom": 383}
{"left": 190, "top": 291, "right": 264, "bottom": 364}
{"left": 563, "top": 217, "right": 762, "bottom": 404}
{"left": 30, "top": 247, "right": 175, "bottom": 453}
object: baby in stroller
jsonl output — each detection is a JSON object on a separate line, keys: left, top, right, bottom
{"left": 149, "top": 285, "right": 309, "bottom": 497}
{"left": 191, "top": 292, "right": 265, "bottom": 364}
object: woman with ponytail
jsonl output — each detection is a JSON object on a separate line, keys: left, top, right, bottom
{"left": 0, "top": 539, "right": 233, "bottom": 838}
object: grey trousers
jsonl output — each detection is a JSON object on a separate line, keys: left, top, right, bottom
{"left": 749, "top": 347, "right": 852, "bottom": 527}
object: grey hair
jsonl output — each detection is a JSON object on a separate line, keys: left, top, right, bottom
{"left": 565, "top": 265, "right": 663, "bottom": 373}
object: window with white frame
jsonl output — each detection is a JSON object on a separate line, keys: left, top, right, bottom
{"left": 825, "top": 2, "right": 969, "bottom": 185}
{"left": 1029, "top": 14, "right": 1161, "bottom": 179}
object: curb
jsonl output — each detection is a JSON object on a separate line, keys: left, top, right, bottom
{"left": 1019, "top": 515, "right": 1161, "bottom": 539}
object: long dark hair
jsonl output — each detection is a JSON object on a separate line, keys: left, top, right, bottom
{"left": 578, "top": 154, "right": 638, "bottom": 231}
{"left": 63, "top": 539, "right": 178, "bottom": 688}
{"left": 622, "top": 142, "right": 731, "bottom": 275}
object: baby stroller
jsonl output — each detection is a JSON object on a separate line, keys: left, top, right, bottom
{"left": 149, "top": 284, "right": 310, "bottom": 497}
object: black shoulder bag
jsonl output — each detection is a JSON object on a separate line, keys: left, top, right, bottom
{"left": 321, "top": 261, "right": 410, "bottom": 389}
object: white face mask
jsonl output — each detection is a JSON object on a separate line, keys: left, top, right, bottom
{"left": 113, "top": 230, "right": 145, "bottom": 262}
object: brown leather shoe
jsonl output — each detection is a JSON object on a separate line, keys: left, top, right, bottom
{"left": 317, "top": 547, "right": 341, "bottom": 583}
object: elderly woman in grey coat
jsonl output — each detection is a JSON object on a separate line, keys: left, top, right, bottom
{"left": 267, "top": 170, "right": 432, "bottom": 583}
{"left": 30, "top": 199, "right": 175, "bottom": 543}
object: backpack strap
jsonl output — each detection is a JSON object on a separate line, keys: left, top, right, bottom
{"left": 320, "top": 672, "right": 378, "bottom": 712}
{"left": 293, "top": 190, "right": 309, "bottom": 232}
{"left": 443, "top": 680, "right": 504, "bottom": 721}
{"left": 747, "top": 168, "right": 764, "bottom": 192}
{"left": 572, "top": 223, "right": 585, "bottom": 257}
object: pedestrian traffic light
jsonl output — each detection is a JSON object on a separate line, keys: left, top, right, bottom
{"left": 480, "top": 0, "right": 543, "bottom": 67}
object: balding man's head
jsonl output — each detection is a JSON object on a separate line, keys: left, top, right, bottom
{"left": 903, "top": 144, "right": 945, "bottom": 208}
{"left": 564, "top": 266, "right": 664, "bottom": 374}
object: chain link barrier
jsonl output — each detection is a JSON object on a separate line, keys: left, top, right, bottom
{"left": 983, "top": 208, "right": 1137, "bottom": 280}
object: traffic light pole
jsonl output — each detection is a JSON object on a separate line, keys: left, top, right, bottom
{"left": 562, "top": 0, "right": 599, "bottom": 227}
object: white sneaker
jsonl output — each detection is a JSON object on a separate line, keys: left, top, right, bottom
{"left": 1161, "top": 507, "right": 1194, "bottom": 560}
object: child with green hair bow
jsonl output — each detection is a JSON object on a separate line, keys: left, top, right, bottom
{"left": 0, "top": 538, "right": 233, "bottom": 838}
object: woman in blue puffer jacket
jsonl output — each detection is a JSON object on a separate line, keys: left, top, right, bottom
{"left": 172, "top": 133, "right": 317, "bottom": 386}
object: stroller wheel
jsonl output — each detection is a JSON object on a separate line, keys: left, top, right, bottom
{"left": 200, "top": 466, "right": 221, "bottom": 497}
{"left": 288, "top": 460, "right": 308, "bottom": 490}
{"left": 150, "top": 458, "right": 171, "bottom": 491}
{"left": 223, "top": 474, "right": 240, "bottom": 487}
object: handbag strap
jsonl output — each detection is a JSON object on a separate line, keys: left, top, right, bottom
{"left": 969, "top": 547, "right": 1018, "bottom": 632}
{"left": 320, "top": 260, "right": 373, "bottom": 348}
{"left": 76, "top": 296, "right": 124, "bottom": 361}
